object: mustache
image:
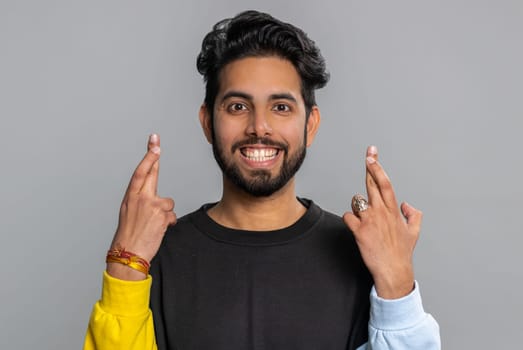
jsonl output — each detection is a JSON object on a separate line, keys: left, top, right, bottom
{"left": 231, "top": 137, "right": 288, "bottom": 153}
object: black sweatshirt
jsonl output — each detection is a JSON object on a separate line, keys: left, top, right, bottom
{"left": 150, "top": 199, "right": 373, "bottom": 350}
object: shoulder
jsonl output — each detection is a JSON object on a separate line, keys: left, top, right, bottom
{"left": 309, "top": 201, "right": 354, "bottom": 241}
{"left": 154, "top": 205, "right": 208, "bottom": 253}
{"left": 309, "top": 201, "right": 367, "bottom": 264}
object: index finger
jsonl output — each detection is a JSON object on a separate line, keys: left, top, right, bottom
{"left": 126, "top": 134, "right": 161, "bottom": 195}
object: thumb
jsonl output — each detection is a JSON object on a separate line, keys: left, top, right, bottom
{"left": 401, "top": 202, "right": 423, "bottom": 233}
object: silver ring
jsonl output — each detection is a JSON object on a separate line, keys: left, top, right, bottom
{"left": 351, "top": 194, "right": 369, "bottom": 216}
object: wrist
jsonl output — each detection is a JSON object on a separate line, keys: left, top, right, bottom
{"left": 373, "top": 267, "right": 414, "bottom": 299}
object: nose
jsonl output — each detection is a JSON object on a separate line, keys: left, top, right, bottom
{"left": 246, "top": 110, "right": 273, "bottom": 137}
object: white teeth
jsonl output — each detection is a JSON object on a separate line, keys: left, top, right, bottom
{"left": 243, "top": 148, "right": 278, "bottom": 162}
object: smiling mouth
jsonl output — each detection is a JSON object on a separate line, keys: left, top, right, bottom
{"left": 240, "top": 147, "right": 280, "bottom": 162}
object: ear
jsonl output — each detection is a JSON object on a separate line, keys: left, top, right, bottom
{"left": 305, "top": 106, "right": 321, "bottom": 147}
{"left": 199, "top": 104, "right": 213, "bottom": 144}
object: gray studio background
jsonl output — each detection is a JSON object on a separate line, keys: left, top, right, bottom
{"left": 1, "top": 0, "right": 521, "bottom": 349}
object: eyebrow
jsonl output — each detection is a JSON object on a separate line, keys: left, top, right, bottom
{"left": 269, "top": 93, "right": 297, "bottom": 103}
{"left": 220, "top": 91, "right": 297, "bottom": 104}
{"left": 221, "top": 91, "right": 253, "bottom": 102}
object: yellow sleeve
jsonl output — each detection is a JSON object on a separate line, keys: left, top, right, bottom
{"left": 83, "top": 271, "right": 158, "bottom": 350}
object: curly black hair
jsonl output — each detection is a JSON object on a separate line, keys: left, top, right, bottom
{"left": 196, "top": 10, "right": 330, "bottom": 118}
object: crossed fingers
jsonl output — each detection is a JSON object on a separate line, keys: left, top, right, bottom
{"left": 355, "top": 146, "right": 422, "bottom": 229}
{"left": 347, "top": 146, "right": 399, "bottom": 228}
{"left": 365, "top": 145, "right": 397, "bottom": 212}
{"left": 116, "top": 134, "right": 177, "bottom": 252}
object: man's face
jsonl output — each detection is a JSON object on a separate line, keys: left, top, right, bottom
{"left": 202, "top": 56, "right": 319, "bottom": 197}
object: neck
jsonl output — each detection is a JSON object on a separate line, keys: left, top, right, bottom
{"left": 207, "top": 177, "right": 306, "bottom": 231}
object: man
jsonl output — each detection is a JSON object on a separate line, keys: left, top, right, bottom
{"left": 84, "top": 10, "right": 440, "bottom": 349}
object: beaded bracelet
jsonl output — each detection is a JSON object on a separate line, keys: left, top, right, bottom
{"left": 106, "top": 248, "right": 150, "bottom": 275}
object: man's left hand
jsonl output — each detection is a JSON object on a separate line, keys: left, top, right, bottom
{"left": 343, "top": 146, "right": 422, "bottom": 299}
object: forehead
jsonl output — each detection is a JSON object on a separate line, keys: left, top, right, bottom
{"left": 217, "top": 56, "right": 303, "bottom": 101}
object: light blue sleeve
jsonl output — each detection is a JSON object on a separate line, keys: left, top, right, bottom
{"left": 356, "top": 281, "right": 440, "bottom": 350}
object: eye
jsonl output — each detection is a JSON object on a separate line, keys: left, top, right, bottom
{"left": 227, "top": 102, "right": 248, "bottom": 114}
{"left": 272, "top": 103, "right": 291, "bottom": 113}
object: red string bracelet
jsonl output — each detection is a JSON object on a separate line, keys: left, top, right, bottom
{"left": 106, "top": 247, "right": 150, "bottom": 275}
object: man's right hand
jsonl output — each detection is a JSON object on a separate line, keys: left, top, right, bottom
{"left": 106, "top": 134, "right": 177, "bottom": 280}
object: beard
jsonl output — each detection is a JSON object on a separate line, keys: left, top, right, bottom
{"left": 211, "top": 134, "right": 307, "bottom": 197}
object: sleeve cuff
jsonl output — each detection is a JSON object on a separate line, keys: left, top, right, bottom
{"left": 369, "top": 280, "right": 426, "bottom": 331}
{"left": 98, "top": 270, "right": 152, "bottom": 317}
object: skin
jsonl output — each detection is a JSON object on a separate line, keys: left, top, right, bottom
{"left": 199, "top": 57, "right": 320, "bottom": 230}
{"left": 107, "top": 56, "right": 421, "bottom": 299}
{"left": 343, "top": 146, "right": 420, "bottom": 298}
